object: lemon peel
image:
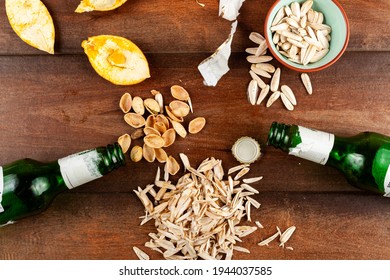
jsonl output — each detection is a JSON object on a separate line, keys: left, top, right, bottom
{"left": 82, "top": 35, "right": 150, "bottom": 85}
{"left": 5, "top": 0, "right": 55, "bottom": 54}
{"left": 75, "top": 0, "right": 128, "bottom": 13}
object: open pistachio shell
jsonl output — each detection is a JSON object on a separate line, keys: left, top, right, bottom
{"left": 119, "top": 92, "right": 132, "bottom": 113}
{"left": 143, "top": 144, "right": 156, "bottom": 162}
{"left": 144, "top": 134, "right": 165, "bottom": 149}
{"left": 155, "top": 148, "right": 168, "bottom": 163}
{"left": 118, "top": 133, "right": 131, "bottom": 153}
{"left": 170, "top": 85, "right": 190, "bottom": 101}
{"left": 166, "top": 156, "right": 180, "bottom": 175}
{"left": 144, "top": 98, "right": 160, "bottom": 115}
{"left": 169, "top": 100, "right": 190, "bottom": 118}
{"left": 124, "top": 113, "right": 145, "bottom": 128}
{"left": 162, "top": 128, "right": 176, "bottom": 147}
{"left": 188, "top": 117, "right": 206, "bottom": 134}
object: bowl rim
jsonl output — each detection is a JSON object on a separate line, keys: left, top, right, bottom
{"left": 264, "top": 0, "right": 350, "bottom": 72}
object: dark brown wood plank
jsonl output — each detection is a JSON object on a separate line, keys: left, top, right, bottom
{"left": 0, "top": 0, "right": 389, "bottom": 55}
{"left": 0, "top": 192, "right": 388, "bottom": 260}
{"left": 0, "top": 51, "right": 389, "bottom": 194}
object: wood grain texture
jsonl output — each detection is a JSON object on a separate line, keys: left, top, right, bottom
{"left": 0, "top": 0, "right": 389, "bottom": 260}
{"left": 0, "top": 192, "right": 388, "bottom": 260}
{"left": 0, "top": 0, "right": 389, "bottom": 55}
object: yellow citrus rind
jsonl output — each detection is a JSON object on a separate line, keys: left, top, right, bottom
{"left": 82, "top": 35, "right": 150, "bottom": 85}
{"left": 75, "top": 0, "right": 128, "bottom": 13}
{"left": 5, "top": 0, "right": 55, "bottom": 54}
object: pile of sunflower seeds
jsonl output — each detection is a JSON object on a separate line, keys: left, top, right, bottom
{"left": 133, "top": 154, "right": 296, "bottom": 260}
{"left": 246, "top": 31, "right": 313, "bottom": 111}
{"left": 270, "top": 0, "right": 331, "bottom": 65}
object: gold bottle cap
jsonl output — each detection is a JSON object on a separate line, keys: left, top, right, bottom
{"left": 231, "top": 136, "right": 261, "bottom": 164}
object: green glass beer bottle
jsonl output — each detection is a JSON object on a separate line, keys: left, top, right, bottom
{"left": 0, "top": 143, "right": 125, "bottom": 226}
{"left": 267, "top": 122, "right": 390, "bottom": 197}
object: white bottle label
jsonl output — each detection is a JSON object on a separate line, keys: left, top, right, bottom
{"left": 0, "top": 166, "right": 4, "bottom": 213}
{"left": 384, "top": 166, "right": 390, "bottom": 197}
{"left": 289, "top": 126, "right": 335, "bottom": 165}
{"left": 58, "top": 149, "right": 103, "bottom": 189}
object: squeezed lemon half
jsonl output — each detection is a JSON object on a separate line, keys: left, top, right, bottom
{"left": 75, "top": 0, "right": 128, "bottom": 13}
{"left": 82, "top": 35, "right": 150, "bottom": 85}
{"left": 5, "top": 0, "right": 55, "bottom": 54}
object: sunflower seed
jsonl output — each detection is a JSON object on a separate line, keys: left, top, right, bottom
{"left": 250, "top": 64, "right": 271, "bottom": 78}
{"left": 301, "top": 73, "right": 313, "bottom": 94}
{"left": 270, "top": 67, "right": 281, "bottom": 92}
{"left": 270, "top": 22, "right": 289, "bottom": 32}
{"left": 303, "top": 36, "right": 323, "bottom": 49}
{"left": 301, "top": 1, "right": 313, "bottom": 16}
{"left": 242, "top": 176, "right": 263, "bottom": 184}
{"left": 279, "top": 226, "right": 296, "bottom": 246}
{"left": 316, "top": 12, "right": 324, "bottom": 24}
{"left": 309, "top": 22, "right": 331, "bottom": 33}
{"left": 277, "top": 30, "right": 303, "bottom": 42}
{"left": 249, "top": 70, "right": 267, "bottom": 89}
{"left": 247, "top": 55, "right": 273, "bottom": 63}
{"left": 285, "top": 5, "right": 292, "bottom": 16}
{"left": 306, "top": 26, "right": 317, "bottom": 40}
{"left": 133, "top": 246, "right": 150, "bottom": 260}
{"left": 247, "top": 79, "right": 259, "bottom": 105}
{"left": 273, "top": 32, "right": 280, "bottom": 44}
{"left": 255, "top": 63, "right": 275, "bottom": 73}
{"left": 245, "top": 47, "right": 258, "bottom": 55}
{"left": 255, "top": 41, "right": 268, "bottom": 56}
{"left": 247, "top": 196, "right": 261, "bottom": 209}
{"left": 289, "top": 44, "right": 298, "bottom": 57}
{"left": 300, "top": 15, "right": 307, "bottom": 28}
{"left": 302, "top": 45, "right": 317, "bottom": 65}
{"left": 240, "top": 183, "right": 259, "bottom": 194}
{"left": 272, "top": 7, "right": 285, "bottom": 26}
{"left": 285, "top": 17, "right": 300, "bottom": 29}
{"left": 228, "top": 164, "right": 249, "bottom": 174}
{"left": 256, "top": 85, "right": 270, "bottom": 105}
{"left": 280, "top": 85, "right": 297, "bottom": 105}
{"left": 316, "top": 30, "right": 329, "bottom": 49}
{"left": 286, "top": 37, "right": 307, "bottom": 49}
{"left": 257, "top": 230, "right": 280, "bottom": 246}
{"left": 249, "top": 32, "right": 265, "bottom": 44}
{"left": 154, "top": 92, "right": 164, "bottom": 113}
{"left": 266, "top": 91, "right": 281, "bottom": 107}
{"left": 290, "top": 1, "right": 300, "bottom": 18}
{"left": 255, "top": 221, "right": 264, "bottom": 229}
{"left": 234, "top": 167, "right": 250, "bottom": 180}
{"left": 280, "top": 92, "right": 294, "bottom": 111}
{"left": 310, "top": 48, "right": 329, "bottom": 63}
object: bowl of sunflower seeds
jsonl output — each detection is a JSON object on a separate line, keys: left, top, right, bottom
{"left": 264, "top": 0, "right": 350, "bottom": 72}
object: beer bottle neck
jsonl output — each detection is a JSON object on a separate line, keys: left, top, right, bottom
{"left": 58, "top": 143, "right": 125, "bottom": 189}
{"left": 267, "top": 122, "right": 335, "bottom": 165}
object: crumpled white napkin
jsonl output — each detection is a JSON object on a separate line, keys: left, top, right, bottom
{"left": 197, "top": 20, "right": 238, "bottom": 87}
{"left": 219, "top": 0, "right": 245, "bottom": 21}
{"left": 198, "top": 0, "right": 245, "bottom": 86}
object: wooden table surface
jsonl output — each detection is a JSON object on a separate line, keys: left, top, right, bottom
{"left": 0, "top": 0, "right": 389, "bottom": 260}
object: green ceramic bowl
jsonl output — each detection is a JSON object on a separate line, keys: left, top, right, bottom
{"left": 264, "top": 0, "right": 350, "bottom": 72}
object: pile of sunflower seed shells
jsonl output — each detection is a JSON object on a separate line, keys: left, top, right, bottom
{"left": 246, "top": 31, "right": 313, "bottom": 111}
{"left": 132, "top": 154, "right": 296, "bottom": 260}
{"left": 118, "top": 85, "right": 206, "bottom": 176}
